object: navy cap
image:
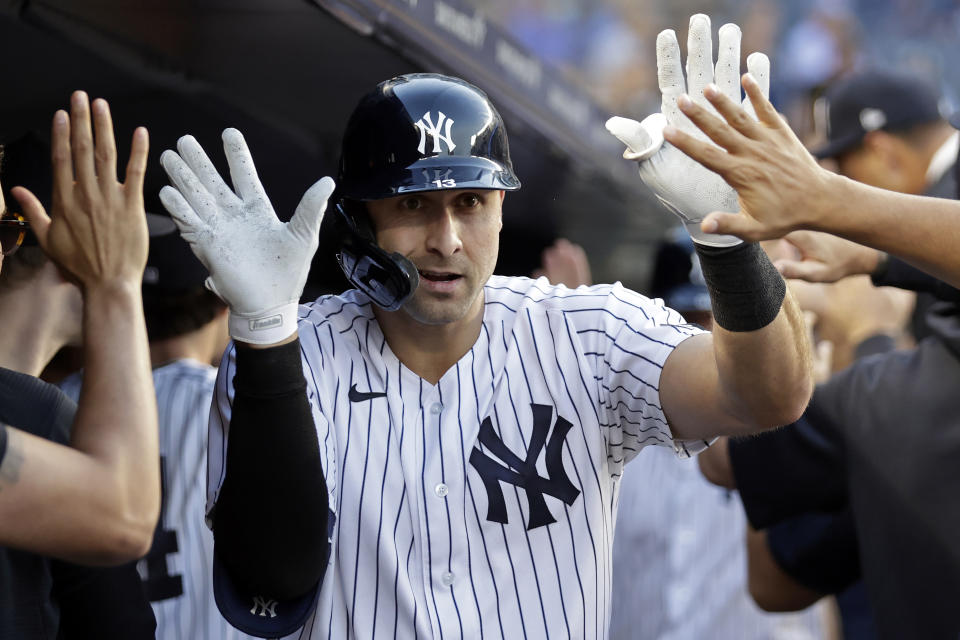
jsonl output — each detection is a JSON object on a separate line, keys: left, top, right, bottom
{"left": 212, "top": 554, "right": 321, "bottom": 638}
{"left": 143, "top": 213, "right": 209, "bottom": 290}
{"left": 812, "top": 70, "right": 947, "bottom": 159}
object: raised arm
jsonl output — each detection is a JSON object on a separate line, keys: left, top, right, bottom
{"left": 606, "top": 15, "right": 812, "bottom": 440}
{"left": 160, "top": 130, "right": 335, "bottom": 614}
{"left": 658, "top": 271, "right": 810, "bottom": 439}
{"left": 0, "top": 91, "right": 159, "bottom": 565}
{"left": 662, "top": 71, "right": 960, "bottom": 288}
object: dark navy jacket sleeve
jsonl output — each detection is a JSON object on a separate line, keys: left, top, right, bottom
{"left": 729, "top": 392, "right": 848, "bottom": 529}
{"left": 765, "top": 509, "right": 861, "bottom": 594}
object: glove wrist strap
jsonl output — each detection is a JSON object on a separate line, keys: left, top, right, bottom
{"left": 228, "top": 302, "right": 300, "bottom": 345}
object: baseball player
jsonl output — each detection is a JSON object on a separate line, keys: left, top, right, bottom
{"left": 160, "top": 15, "right": 811, "bottom": 639}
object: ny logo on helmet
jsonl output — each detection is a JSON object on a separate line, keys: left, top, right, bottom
{"left": 414, "top": 111, "right": 457, "bottom": 154}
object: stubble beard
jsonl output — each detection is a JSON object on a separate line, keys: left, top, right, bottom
{"left": 402, "top": 278, "right": 484, "bottom": 326}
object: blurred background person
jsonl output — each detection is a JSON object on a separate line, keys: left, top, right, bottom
{"left": 800, "top": 69, "right": 958, "bottom": 342}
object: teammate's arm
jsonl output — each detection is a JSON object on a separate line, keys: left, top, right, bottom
{"left": 664, "top": 74, "right": 960, "bottom": 288}
{"left": 746, "top": 526, "right": 824, "bottom": 612}
{"left": 0, "top": 92, "right": 159, "bottom": 565}
{"left": 748, "top": 512, "right": 861, "bottom": 611}
{"left": 775, "top": 230, "right": 960, "bottom": 301}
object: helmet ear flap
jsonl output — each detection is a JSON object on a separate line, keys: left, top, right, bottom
{"left": 333, "top": 202, "right": 419, "bottom": 311}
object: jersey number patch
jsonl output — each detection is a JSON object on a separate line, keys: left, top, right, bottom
{"left": 469, "top": 403, "right": 581, "bottom": 530}
{"left": 140, "top": 456, "right": 184, "bottom": 601}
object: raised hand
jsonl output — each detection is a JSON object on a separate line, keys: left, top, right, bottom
{"left": 159, "top": 129, "right": 335, "bottom": 345}
{"left": 660, "top": 66, "right": 840, "bottom": 243}
{"left": 605, "top": 14, "right": 770, "bottom": 246}
{"left": 774, "top": 231, "right": 882, "bottom": 283}
{"left": 11, "top": 91, "right": 149, "bottom": 291}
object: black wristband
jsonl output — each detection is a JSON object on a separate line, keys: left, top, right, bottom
{"left": 694, "top": 242, "right": 786, "bottom": 332}
{"left": 233, "top": 338, "right": 306, "bottom": 398}
{"left": 0, "top": 423, "right": 7, "bottom": 467}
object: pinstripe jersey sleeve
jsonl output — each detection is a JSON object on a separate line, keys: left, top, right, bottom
{"left": 562, "top": 281, "right": 710, "bottom": 469}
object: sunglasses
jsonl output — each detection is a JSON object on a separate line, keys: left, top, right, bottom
{"left": 0, "top": 210, "right": 29, "bottom": 256}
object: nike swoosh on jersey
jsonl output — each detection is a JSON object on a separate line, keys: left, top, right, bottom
{"left": 348, "top": 384, "right": 387, "bottom": 402}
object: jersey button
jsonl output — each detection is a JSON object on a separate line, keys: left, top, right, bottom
{"left": 434, "top": 483, "right": 449, "bottom": 498}
{"left": 429, "top": 402, "right": 443, "bottom": 415}
{"left": 440, "top": 571, "right": 455, "bottom": 586}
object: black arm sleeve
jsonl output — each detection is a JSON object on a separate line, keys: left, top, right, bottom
{"left": 729, "top": 397, "right": 848, "bottom": 530}
{"left": 872, "top": 255, "right": 960, "bottom": 302}
{"left": 212, "top": 339, "right": 329, "bottom": 600}
{"left": 765, "top": 510, "right": 861, "bottom": 594}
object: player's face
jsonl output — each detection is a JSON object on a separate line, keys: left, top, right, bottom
{"left": 836, "top": 146, "right": 894, "bottom": 190}
{"left": 367, "top": 189, "right": 504, "bottom": 325}
{"left": 835, "top": 133, "right": 926, "bottom": 194}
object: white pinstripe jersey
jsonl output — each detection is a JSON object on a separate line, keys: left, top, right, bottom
{"left": 610, "top": 446, "right": 827, "bottom": 640}
{"left": 207, "top": 275, "right": 707, "bottom": 640}
{"left": 63, "top": 360, "right": 255, "bottom": 640}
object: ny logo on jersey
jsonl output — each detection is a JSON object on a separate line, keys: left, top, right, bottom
{"left": 413, "top": 111, "right": 457, "bottom": 154}
{"left": 469, "top": 403, "right": 580, "bottom": 530}
{"left": 250, "top": 596, "right": 278, "bottom": 618}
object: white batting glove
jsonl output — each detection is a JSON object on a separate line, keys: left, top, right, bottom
{"left": 159, "top": 128, "right": 336, "bottom": 345}
{"left": 606, "top": 14, "right": 770, "bottom": 247}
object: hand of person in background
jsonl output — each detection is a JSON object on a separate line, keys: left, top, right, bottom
{"left": 605, "top": 14, "right": 769, "bottom": 247}
{"left": 788, "top": 276, "right": 913, "bottom": 372}
{"left": 159, "top": 129, "right": 335, "bottom": 346}
{"left": 774, "top": 231, "right": 883, "bottom": 283}
{"left": 531, "top": 238, "right": 592, "bottom": 288}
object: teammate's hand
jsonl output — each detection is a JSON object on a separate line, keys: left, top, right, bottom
{"left": 661, "top": 67, "right": 842, "bottom": 242}
{"left": 773, "top": 231, "right": 882, "bottom": 283}
{"left": 605, "top": 14, "right": 769, "bottom": 247}
{"left": 11, "top": 91, "right": 149, "bottom": 291}
{"left": 159, "top": 129, "right": 335, "bottom": 345}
